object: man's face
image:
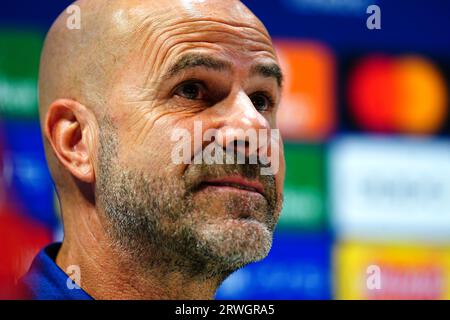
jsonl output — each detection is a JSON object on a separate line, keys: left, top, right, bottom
{"left": 96, "top": 1, "right": 285, "bottom": 277}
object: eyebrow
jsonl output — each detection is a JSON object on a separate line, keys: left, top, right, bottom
{"left": 163, "top": 52, "right": 283, "bottom": 87}
{"left": 251, "top": 63, "right": 283, "bottom": 87}
{"left": 163, "top": 53, "right": 232, "bottom": 80}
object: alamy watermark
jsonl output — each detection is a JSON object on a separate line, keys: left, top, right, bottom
{"left": 366, "top": 5, "right": 381, "bottom": 30}
{"left": 366, "top": 264, "right": 382, "bottom": 290}
{"left": 66, "top": 265, "right": 81, "bottom": 290}
{"left": 66, "top": 5, "right": 81, "bottom": 30}
{"left": 171, "top": 121, "right": 280, "bottom": 176}
{"left": 64, "top": 3, "right": 381, "bottom": 31}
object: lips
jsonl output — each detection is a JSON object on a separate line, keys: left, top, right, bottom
{"left": 199, "top": 175, "right": 265, "bottom": 196}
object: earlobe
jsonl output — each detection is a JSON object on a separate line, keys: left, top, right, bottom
{"left": 45, "top": 99, "right": 96, "bottom": 184}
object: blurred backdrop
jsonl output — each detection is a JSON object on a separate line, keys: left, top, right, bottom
{"left": 0, "top": 0, "right": 449, "bottom": 299}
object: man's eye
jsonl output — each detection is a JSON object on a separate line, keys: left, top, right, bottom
{"left": 175, "top": 82, "right": 205, "bottom": 100}
{"left": 250, "top": 92, "right": 274, "bottom": 112}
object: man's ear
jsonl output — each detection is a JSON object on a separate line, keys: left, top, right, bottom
{"left": 45, "top": 99, "right": 97, "bottom": 183}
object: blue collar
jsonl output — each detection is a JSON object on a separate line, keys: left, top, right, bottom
{"left": 20, "top": 242, "right": 93, "bottom": 300}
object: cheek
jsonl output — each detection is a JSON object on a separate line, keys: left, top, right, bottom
{"left": 115, "top": 123, "right": 180, "bottom": 175}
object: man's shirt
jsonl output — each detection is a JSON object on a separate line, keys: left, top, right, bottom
{"left": 20, "top": 243, "right": 93, "bottom": 300}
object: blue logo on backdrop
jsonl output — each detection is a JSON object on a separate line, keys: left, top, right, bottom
{"left": 216, "top": 232, "right": 332, "bottom": 300}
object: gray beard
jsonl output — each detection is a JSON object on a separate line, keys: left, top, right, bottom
{"left": 95, "top": 124, "right": 281, "bottom": 281}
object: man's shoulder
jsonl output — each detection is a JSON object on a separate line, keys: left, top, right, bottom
{"left": 19, "top": 242, "right": 92, "bottom": 300}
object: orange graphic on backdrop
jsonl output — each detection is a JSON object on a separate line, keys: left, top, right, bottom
{"left": 275, "top": 41, "right": 336, "bottom": 141}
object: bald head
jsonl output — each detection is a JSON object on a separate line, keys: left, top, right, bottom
{"left": 39, "top": 0, "right": 270, "bottom": 120}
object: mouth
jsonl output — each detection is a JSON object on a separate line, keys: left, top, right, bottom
{"left": 198, "top": 175, "right": 265, "bottom": 197}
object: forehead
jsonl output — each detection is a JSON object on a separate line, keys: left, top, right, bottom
{"left": 160, "top": 19, "right": 276, "bottom": 61}
{"left": 119, "top": 0, "right": 277, "bottom": 71}
{"left": 177, "top": 0, "right": 262, "bottom": 22}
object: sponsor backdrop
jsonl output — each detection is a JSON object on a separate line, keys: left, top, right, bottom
{"left": 0, "top": 0, "right": 449, "bottom": 299}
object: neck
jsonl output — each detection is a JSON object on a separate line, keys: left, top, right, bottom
{"left": 56, "top": 202, "right": 220, "bottom": 299}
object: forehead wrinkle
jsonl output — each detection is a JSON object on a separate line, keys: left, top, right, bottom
{"left": 156, "top": 19, "right": 273, "bottom": 52}
{"left": 139, "top": 22, "right": 276, "bottom": 87}
{"left": 154, "top": 17, "right": 272, "bottom": 44}
{"left": 140, "top": 19, "right": 274, "bottom": 68}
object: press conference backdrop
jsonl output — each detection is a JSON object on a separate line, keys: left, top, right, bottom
{"left": 0, "top": 0, "right": 449, "bottom": 299}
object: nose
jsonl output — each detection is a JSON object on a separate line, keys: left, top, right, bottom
{"left": 213, "top": 90, "right": 271, "bottom": 161}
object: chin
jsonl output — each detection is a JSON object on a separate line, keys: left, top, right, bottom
{"left": 195, "top": 217, "right": 274, "bottom": 268}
